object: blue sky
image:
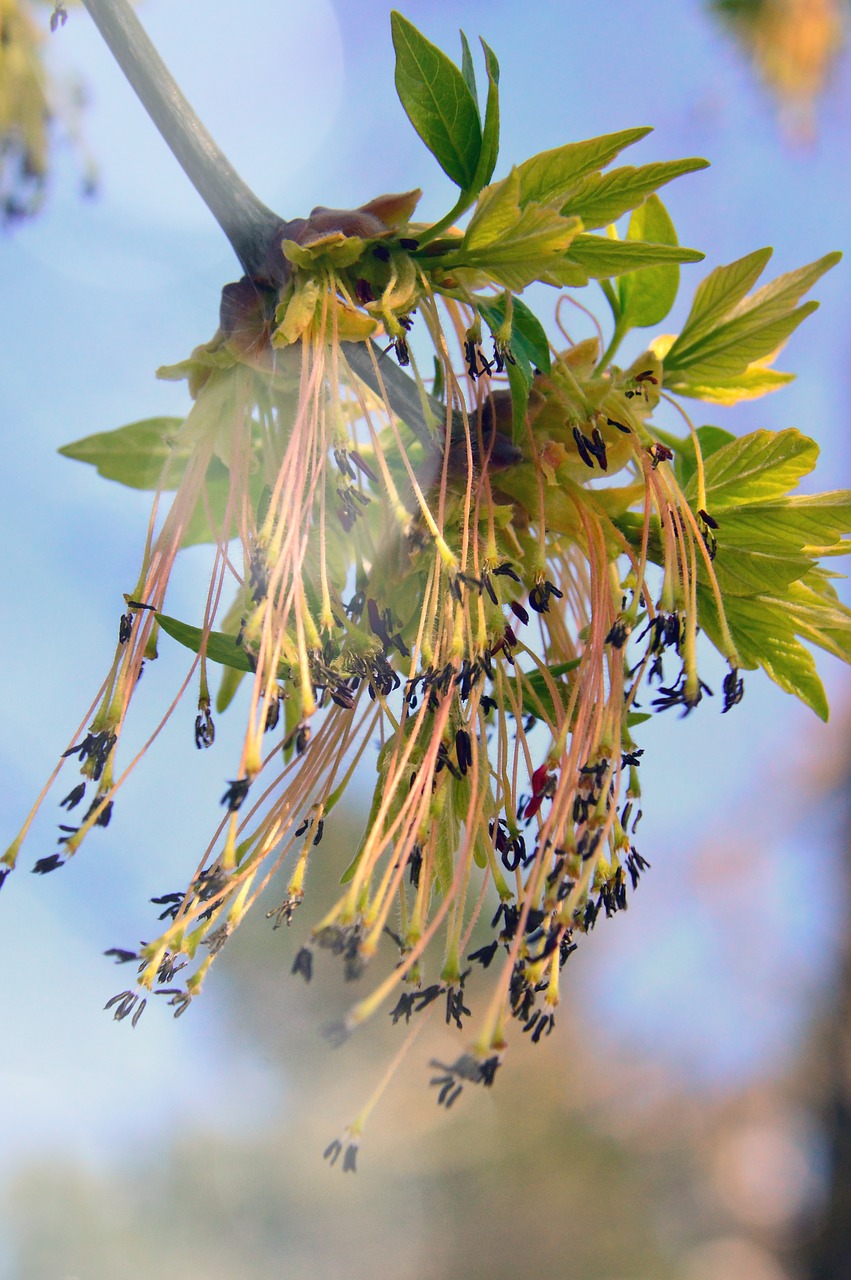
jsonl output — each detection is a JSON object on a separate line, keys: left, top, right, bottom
{"left": 1, "top": 0, "right": 850, "bottom": 1194}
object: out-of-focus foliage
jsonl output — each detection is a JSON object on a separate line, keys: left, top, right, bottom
{"left": 0, "top": 0, "right": 93, "bottom": 222}
{"left": 710, "top": 0, "right": 847, "bottom": 134}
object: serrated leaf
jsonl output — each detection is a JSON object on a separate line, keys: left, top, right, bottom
{"left": 59, "top": 417, "right": 187, "bottom": 490}
{"left": 667, "top": 364, "right": 794, "bottom": 404}
{"left": 449, "top": 169, "right": 581, "bottom": 290}
{"left": 562, "top": 157, "right": 709, "bottom": 230}
{"left": 617, "top": 195, "right": 680, "bottom": 328}
{"left": 714, "top": 491, "right": 851, "bottom": 557}
{"left": 684, "top": 428, "right": 818, "bottom": 510}
{"left": 674, "top": 424, "right": 736, "bottom": 490}
{"left": 697, "top": 587, "right": 829, "bottom": 719}
{"left": 564, "top": 234, "right": 703, "bottom": 279}
{"left": 664, "top": 301, "right": 819, "bottom": 383}
{"left": 156, "top": 614, "right": 259, "bottom": 674}
{"left": 515, "top": 127, "right": 652, "bottom": 209}
{"left": 708, "top": 544, "right": 813, "bottom": 596}
{"left": 391, "top": 12, "right": 482, "bottom": 189}
{"left": 667, "top": 248, "right": 773, "bottom": 357}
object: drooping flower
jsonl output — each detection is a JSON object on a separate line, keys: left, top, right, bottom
{"left": 6, "top": 14, "right": 850, "bottom": 1154}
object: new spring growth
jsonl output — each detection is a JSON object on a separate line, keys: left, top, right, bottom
{"left": 6, "top": 11, "right": 850, "bottom": 1158}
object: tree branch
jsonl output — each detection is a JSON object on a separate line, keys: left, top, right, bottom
{"left": 80, "top": 0, "right": 283, "bottom": 276}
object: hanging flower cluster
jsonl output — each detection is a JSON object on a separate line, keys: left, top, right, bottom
{"left": 5, "top": 14, "right": 850, "bottom": 1157}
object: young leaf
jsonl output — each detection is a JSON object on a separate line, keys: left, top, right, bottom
{"left": 669, "top": 364, "right": 794, "bottom": 404}
{"left": 562, "top": 157, "right": 709, "bottom": 230}
{"left": 59, "top": 417, "right": 187, "bottom": 490}
{"left": 467, "top": 37, "right": 500, "bottom": 195}
{"left": 515, "top": 127, "right": 652, "bottom": 209}
{"left": 684, "top": 427, "right": 818, "bottom": 510}
{"left": 459, "top": 30, "right": 479, "bottom": 113}
{"left": 667, "top": 248, "right": 773, "bottom": 355}
{"left": 391, "top": 12, "right": 482, "bottom": 189}
{"left": 666, "top": 301, "right": 820, "bottom": 384}
{"left": 674, "top": 424, "right": 736, "bottom": 489}
{"left": 155, "top": 614, "right": 260, "bottom": 674}
{"left": 617, "top": 195, "right": 681, "bottom": 328}
{"left": 563, "top": 233, "right": 703, "bottom": 279}
{"left": 447, "top": 169, "right": 581, "bottom": 290}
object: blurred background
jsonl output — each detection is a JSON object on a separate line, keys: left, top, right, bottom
{"left": 2, "top": 1, "right": 851, "bottom": 1276}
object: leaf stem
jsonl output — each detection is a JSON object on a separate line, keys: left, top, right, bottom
{"left": 79, "top": 0, "right": 284, "bottom": 277}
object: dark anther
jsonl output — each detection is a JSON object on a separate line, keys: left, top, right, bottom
{"left": 590, "top": 426, "right": 608, "bottom": 470}
{"left": 528, "top": 579, "right": 563, "bottom": 614}
{"left": 493, "top": 562, "right": 521, "bottom": 582}
{"left": 468, "top": 940, "right": 499, "bottom": 969}
{"left": 85, "top": 798, "right": 113, "bottom": 828}
{"left": 264, "top": 696, "right": 281, "bottom": 732}
{"left": 292, "top": 946, "right": 313, "bottom": 982}
{"left": 491, "top": 339, "right": 516, "bottom": 373}
{"left": 648, "top": 442, "right": 674, "bottom": 470}
{"left": 343, "top": 1144, "right": 358, "bottom": 1174}
{"left": 60, "top": 782, "right": 86, "bottom": 810}
{"left": 408, "top": 844, "right": 422, "bottom": 888}
{"left": 698, "top": 508, "right": 719, "bottom": 530}
{"left": 455, "top": 728, "right": 472, "bottom": 775}
{"left": 294, "top": 817, "right": 309, "bottom": 838}
{"left": 354, "top": 278, "right": 374, "bottom": 304}
{"left": 131, "top": 998, "right": 147, "bottom": 1029}
{"left": 398, "top": 236, "right": 419, "bottom": 250}
{"left": 572, "top": 425, "right": 595, "bottom": 469}
{"left": 104, "top": 947, "right": 138, "bottom": 964}
{"left": 635, "top": 370, "right": 658, "bottom": 384}
{"left": 626, "top": 848, "right": 651, "bottom": 889}
{"left": 445, "top": 984, "right": 472, "bottom": 1030}
{"left": 372, "top": 244, "right": 390, "bottom": 262}
{"left": 313, "top": 819, "right": 325, "bottom": 846}
{"left": 510, "top": 600, "right": 529, "bottom": 626}
{"left": 482, "top": 572, "right": 498, "bottom": 606}
{"left": 150, "top": 891, "right": 184, "bottom": 921}
{"left": 390, "top": 992, "right": 417, "bottom": 1024}
{"left": 605, "top": 618, "right": 630, "bottom": 648}
{"left": 104, "top": 990, "right": 139, "bottom": 1022}
{"left": 195, "top": 708, "right": 215, "bottom": 749}
{"left": 323, "top": 1139, "right": 343, "bottom": 1166}
{"left": 531, "top": 1012, "right": 556, "bottom": 1043}
{"left": 349, "top": 450, "right": 378, "bottom": 484}
{"left": 722, "top": 667, "right": 744, "bottom": 713}
{"left": 607, "top": 417, "right": 630, "bottom": 433}
{"left": 583, "top": 898, "right": 599, "bottom": 930}
{"left": 119, "top": 613, "right": 133, "bottom": 644}
{"left": 32, "top": 854, "right": 63, "bottom": 874}
{"left": 221, "top": 778, "right": 250, "bottom": 812}
{"left": 295, "top": 723, "right": 311, "bottom": 755}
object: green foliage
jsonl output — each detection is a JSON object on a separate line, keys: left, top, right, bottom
{"left": 59, "top": 417, "right": 187, "bottom": 490}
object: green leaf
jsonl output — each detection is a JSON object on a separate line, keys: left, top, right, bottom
{"left": 674, "top": 424, "right": 736, "bottom": 490}
{"left": 467, "top": 37, "right": 500, "bottom": 195}
{"left": 562, "top": 157, "right": 709, "bottom": 230}
{"left": 59, "top": 417, "right": 187, "bottom": 490}
{"left": 708, "top": 544, "right": 813, "bottom": 597}
{"left": 155, "top": 614, "right": 260, "bottom": 675}
{"left": 665, "top": 251, "right": 840, "bottom": 379}
{"left": 391, "top": 12, "right": 482, "bottom": 189}
{"left": 698, "top": 588, "right": 829, "bottom": 719}
{"left": 459, "top": 30, "right": 479, "bottom": 113}
{"left": 448, "top": 169, "right": 581, "bottom": 290}
{"left": 667, "top": 364, "right": 794, "bottom": 404}
{"left": 684, "top": 428, "right": 818, "bottom": 510}
{"left": 667, "top": 248, "right": 773, "bottom": 356}
{"left": 665, "top": 301, "right": 820, "bottom": 384}
{"left": 713, "top": 491, "right": 851, "bottom": 557}
{"left": 519, "top": 660, "right": 580, "bottom": 724}
{"left": 564, "top": 233, "right": 703, "bottom": 279}
{"left": 617, "top": 195, "right": 681, "bottom": 328}
{"left": 515, "top": 127, "right": 652, "bottom": 209}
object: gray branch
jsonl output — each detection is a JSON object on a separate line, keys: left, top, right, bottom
{"left": 80, "top": 0, "right": 283, "bottom": 276}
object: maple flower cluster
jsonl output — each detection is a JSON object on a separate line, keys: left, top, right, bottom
{"left": 5, "top": 14, "right": 850, "bottom": 1149}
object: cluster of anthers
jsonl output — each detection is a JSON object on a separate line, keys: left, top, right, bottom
{"left": 6, "top": 13, "right": 847, "bottom": 1167}
{"left": 7, "top": 191, "right": 740, "bottom": 1114}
